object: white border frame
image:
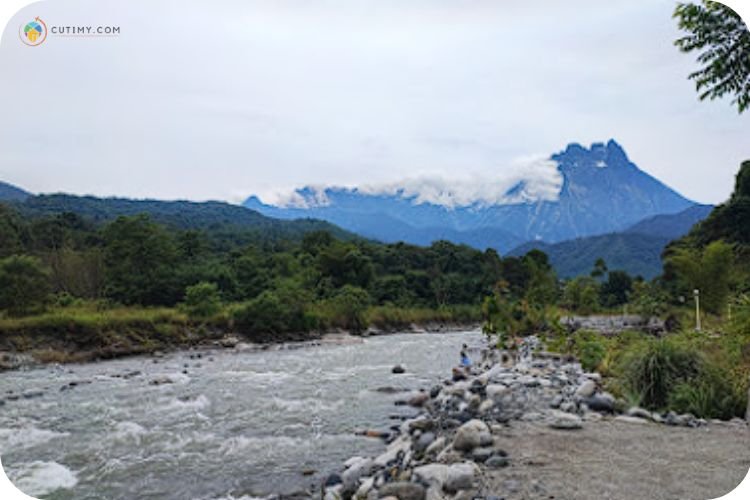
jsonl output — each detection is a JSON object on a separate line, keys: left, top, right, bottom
{"left": 0, "top": 1, "right": 749, "bottom": 499}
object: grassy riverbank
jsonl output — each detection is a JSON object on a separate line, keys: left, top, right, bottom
{"left": 0, "top": 301, "right": 481, "bottom": 366}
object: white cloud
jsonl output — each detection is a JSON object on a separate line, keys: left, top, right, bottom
{"left": 0, "top": 0, "right": 746, "bottom": 205}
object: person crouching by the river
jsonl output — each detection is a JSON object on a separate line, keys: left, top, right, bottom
{"left": 452, "top": 344, "right": 472, "bottom": 381}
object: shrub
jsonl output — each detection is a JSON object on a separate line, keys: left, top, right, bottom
{"left": 618, "top": 338, "right": 702, "bottom": 410}
{"left": 182, "top": 282, "right": 222, "bottom": 319}
{"left": 669, "top": 363, "right": 746, "bottom": 420}
{"left": 0, "top": 255, "right": 52, "bottom": 316}
{"left": 571, "top": 331, "right": 608, "bottom": 372}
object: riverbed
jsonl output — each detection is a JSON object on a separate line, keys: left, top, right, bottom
{"left": 0, "top": 331, "right": 483, "bottom": 499}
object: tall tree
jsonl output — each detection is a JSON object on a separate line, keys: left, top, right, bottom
{"left": 674, "top": 1, "right": 750, "bottom": 112}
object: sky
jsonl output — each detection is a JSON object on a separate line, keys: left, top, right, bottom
{"left": 0, "top": 0, "right": 747, "bottom": 206}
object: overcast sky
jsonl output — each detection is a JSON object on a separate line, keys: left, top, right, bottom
{"left": 0, "top": 0, "right": 747, "bottom": 205}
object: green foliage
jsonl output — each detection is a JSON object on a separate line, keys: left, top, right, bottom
{"left": 233, "top": 282, "right": 315, "bottom": 336}
{"left": 572, "top": 331, "right": 608, "bottom": 372}
{"left": 320, "top": 285, "right": 371, "bottom": 332}
{"left": 618, "top": 337, "right": 703, "bottom": 410}
{"left": 630, "top": 280, "right": 669, "bottom": 318}
{"left": 0, "top": 255, "right": 52, "bottom": 316}
{"left": 600, "top": 270, "right": 633, "bottom": 307}
{"left": 102, "top": 215, "right": 181, "bottom": 306}
{"left": 182, "top": 282, "right": 222, "bottom": 319}
{"left": 562, "top": 276, "right": 600, "bottom": 314}
{"left": 669, "top": 363, "right": 745, "bottom": 419}
{"left": 666, "top": 240, "right": 734, "bottom": 314}
{"left": 674, "top": 1, "right": 750, "bottom": 113}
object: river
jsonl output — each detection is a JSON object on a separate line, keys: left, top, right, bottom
{"left": 0, "top": 331, "right": 483, "bottom": 499}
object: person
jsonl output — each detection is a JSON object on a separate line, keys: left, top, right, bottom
{"left": 460, "top": 343, "right": 471, "bottom": 368}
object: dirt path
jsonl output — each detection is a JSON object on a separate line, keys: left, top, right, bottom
{"left": 480, "top": 419, "right": 750, "bottom": 500}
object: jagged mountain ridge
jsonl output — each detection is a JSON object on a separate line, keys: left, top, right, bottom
{"left": 244, "top": 140, "right": 696, "bottom": 252}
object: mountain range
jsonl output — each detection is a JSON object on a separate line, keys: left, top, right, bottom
{"left": 244, "top": 140, "right": 697, "bottom": 254}
{"left": 1, "top": 139, "right": 713, "bottom": 277}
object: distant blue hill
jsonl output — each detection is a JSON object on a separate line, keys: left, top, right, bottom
{"left": 0, "top": 181, "right": 30, "bottom": 202}
{"left": 508, "top": 205, "right": 714, "bottom": 278}
{"left": 245, "top": 140, "right": 696, "bottom": 253}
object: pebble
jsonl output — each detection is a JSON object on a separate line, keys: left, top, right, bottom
{"left": 378, "top": 481, "right": 426, "bottom": 500}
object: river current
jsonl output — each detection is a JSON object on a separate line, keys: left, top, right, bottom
{"left": 0, "top": 331, "right": 483, "bottom": 499}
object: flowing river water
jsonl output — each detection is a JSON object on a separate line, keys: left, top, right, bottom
{"left": 0, "top": 331, "right": 483, "bottom": 499}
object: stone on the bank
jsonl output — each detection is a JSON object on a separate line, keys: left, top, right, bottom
{"left": 378, "top": 481, "right": 426, "bottom": 500}
{"left": 582, "top": 393, "right": 615, "bottom": 413}
{"left": 375, "top": 436, "right": 410, "bottom": 467}
{"left": 415, "top": 432, "right": 436, "bottom": 453}
{"left": 355, "top": 476, "right": 375, "bottom": 498}
{"left": 424, "top": 436, "right": 446, "bottom": 457}
{"left": 413, "top": 462, "right": 477, "bottom": 493}
{"left": 452, "top": 419, "right": 492, "bottom": 452}
{"left": 478, "top": 399, "right": 494, "bottom": 414}
{"left": 485, "top": 384, "right": 509, "bottom": 402}
{"left": 614, "top": 415, "right": 650, "bottom": 425}
{"left": 342, "top": 457, "right": 375, "bottom": 491}
{"left": 485, "top": 453, "right": 510, "bottom": 468}
{"left": 548, "top": 411, "right": 583, "bottom": 430}
{"left": 574, "top": 380, "right": 597, "bottom": 399}
{"left": 626, "top": 407, "right": 652, "bottom": 420}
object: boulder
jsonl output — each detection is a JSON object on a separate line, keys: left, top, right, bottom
{"left": 485, "top": 384, "right": 509, "bottom": 402}
{"left": 342, "top": 457, "right": 375, "bottom": 490}
{"left": 452, "top": 419, "right": 492, "bottom": 452}
{"left": 574, "top": 380, "right": 597, "bottom": 399}
{"left": 415, "top": 432, "right": 436, "bottom": 453}
{"left": 548, "top": 411, "right": 583, "bottom": 430}
{"left": 424, "top": 436, "right": 447, "bottom": 457}
{"left": 413, "top": 462, "right": 477, "bottom": 493}
{"left": 392, "top": 365, "right": 406, "bottom": 374}
{"left": 408, "top": 392, "right": 430, "bottom": 408}
{"left": 378, "top": 482, "right": 426, "bottom": 500}
{"left": 583, "top": 393, "right": 615, "bottom": 413}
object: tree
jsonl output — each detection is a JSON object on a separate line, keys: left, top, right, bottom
{"left": 674, "top": 1, "right": 750, "bottom": 112}
{"left": 0, "top": 255, "right": 52, "bottom": 316}
{"left": 182, "top": 282, "right": 222, "bottom": 319}
{"left": 600, "top": 270, "right": 633, "bottom": 307}
{"left": 326, "top": 285, "right": 371, "bottom": 332}
{"left": 562, "top": 277, "right": 600, "bottom": 314}
{"left": 667, "top": 240, "right": 734, "bottom": 314}
{"left": 102, "top": 215, "right": 180, "bottom": 305}
{"left": 591, "top": 258, "right": 608, "bottom": 279}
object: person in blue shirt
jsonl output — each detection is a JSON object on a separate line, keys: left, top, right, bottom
{"left": 460, "top": 344, "right": 471, "bottom": 368}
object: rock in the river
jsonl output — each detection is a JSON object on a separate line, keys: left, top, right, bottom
{"left": 325, "top": 472, "right": 343, "bottom": 487}
{"left": 452, "top": 419, "right": 492, "bottom": 452}
{"left": 548, "top": 411, "right": 583, "bottom": 430}
{"left": 574, "top": 380, "right": 597, "bottom": 399}
{"left": 392, "top": 365, "right": 406, "bottom": 374}
{"left": 485, "top": 384, "right": 509, "bottom": 402}
{"left": 378, "top": 481, "right": 426, "bottom": 500}
{"left": 408, "top": 392, "right": 430, "bottom": 408}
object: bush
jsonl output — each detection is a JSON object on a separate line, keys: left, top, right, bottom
{"left": 322, "top": 285, "right": 371, "bottom": 332}
{"left": 0, "top": 255, "right": 52, "bottom": 316}
{"left": 182, "top": 282, "right": 222, "bottom": 319}
{"left": 571, "top": 331, "right": 608, "bottom": 372}
{"left": 618, "top": 338, "right": 702, "bottom": 410}
{"left": 233, "top": 285, "right": 314, "bottom": 336}
{"left": 669, "top": 363, "right": 746, "bottom": 420}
